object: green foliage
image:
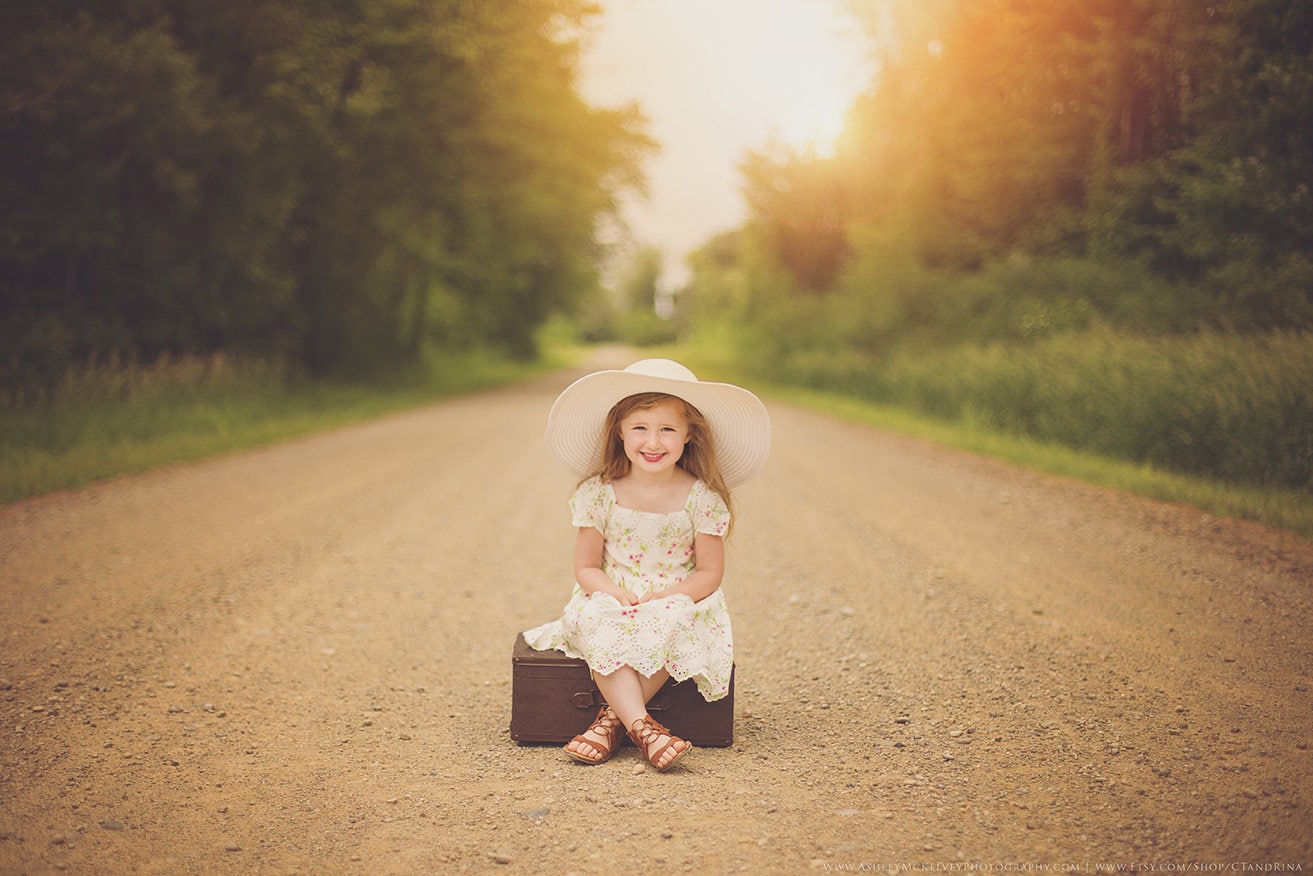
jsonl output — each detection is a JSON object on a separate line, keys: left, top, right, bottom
{"left": 746, "top": 376, "right": 1313, "bottom": 540}
{"left": 0, "top": 349, "right": 557, "bottom": 505}
{"left": 681, "top": 230, "right": 754, "bottom": 333}
{"left": 739, "top": 145, "right": 851, "bottom": 291}
{"left": 735, "top": 327, "right": 1313, "bottom": 494}
{"left": 681, "top": 0, "right": 1312, "bottom": 502}
{"left": 0, "top": 0, "right": 650, "bottom": 389}
{"left": 928, "top": 331, "right": 1313, "bottom": 493}
{"left": 599, "top": 244, "right": 677, "bottom": 347}
{"left": 617, "top": 310, "right": 679, "bottom": 348}
{"left": 614, "top": 245, "right": 664, "bottom": 315}
{"left": 722, "top": 0, "right": 1312, "bottom": 333}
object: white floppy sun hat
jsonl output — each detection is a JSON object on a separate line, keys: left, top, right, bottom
{"left": 545, "top": 359, "right": 771, "bottom": 488}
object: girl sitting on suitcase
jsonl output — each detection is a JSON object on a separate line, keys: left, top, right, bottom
{"left": 523, "top": 359, "right": 770, "bottom": 771}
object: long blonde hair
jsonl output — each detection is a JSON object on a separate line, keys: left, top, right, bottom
{"left": 586, "top": 392, "right": 735, "bottom": 535}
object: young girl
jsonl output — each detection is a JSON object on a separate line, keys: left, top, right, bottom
{"left": 523, "top": 358, "right": 770, "bottom": 771}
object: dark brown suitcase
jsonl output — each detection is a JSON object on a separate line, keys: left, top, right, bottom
{"left": 510, "top": 633, "right": 734, "bottom": 747}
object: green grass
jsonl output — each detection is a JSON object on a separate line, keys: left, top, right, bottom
{"left": 775, "top": 384, "right": 1313, "bottom": 540}
{"left": 669, "top": 345, "right": 1313, "bottom": 543}
{"left": 8, "top": 336, "right": 1310, "bottom": 543}
{"left": 863, "top": 330, "right": 1313, "bottom": 493}
{"left": 0, "top": 347, "right": 576, "bottom": 505}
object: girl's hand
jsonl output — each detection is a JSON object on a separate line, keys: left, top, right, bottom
{"left": 598, "top": 588, "right": 638, "bottom": 606}
{"left": 637, "top": 588, "right": 674, "bottom": 604}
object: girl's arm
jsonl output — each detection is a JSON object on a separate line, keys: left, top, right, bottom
{"left": 639, "top": 532, "right": 724, "bottom": 604}
{"left": 573, "top": 526, "right": 637, "bottom": 606}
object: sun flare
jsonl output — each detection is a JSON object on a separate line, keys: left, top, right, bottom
{"left": 582, "top": 0, "right": 873, "bottom": 275}
{"left": 735, "top": 8, "right": 869, "bottom": 156}
{"left": 753, "top": 68, "right": 856, "bottom": 158}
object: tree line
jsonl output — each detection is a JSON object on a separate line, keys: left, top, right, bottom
{"left": 671, "top": 0, "right": 1311, "bottom": 494}
{"left": 1, "top": 0, "right": 650, "bottom": 394}
{"left": 686, "top": 0, "right": 1312, "bottom": 343}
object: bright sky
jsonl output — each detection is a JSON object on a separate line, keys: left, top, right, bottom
{"left": 580, "top": 0, "right": 874, "bottom": 288}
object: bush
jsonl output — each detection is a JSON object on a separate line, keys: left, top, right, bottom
{"left": 618, "top": 310, "right": 679, "bottom": 347}
{"left": 771, "top": 329, "right": 1313, "bottom": 492}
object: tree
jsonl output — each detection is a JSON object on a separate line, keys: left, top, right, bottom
{"left": 739, "top": 144, "right": 851, "bottom": 291}
{"left": 1086, "top": 0, "right": 1313, "bottom": 327}
{"left": 0, "top": 0, "right": 652, "bottom": 391}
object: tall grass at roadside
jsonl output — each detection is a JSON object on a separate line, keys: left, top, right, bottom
{"left": 758, "top": 380, "right": 1313, "bottom": 540}
{"left": 0, "top": 349, "right": 561, "bottom": 505}
{"left": 750, "top": 329, "right": 1311, "bottom": 494}
{"left": 875, "top": 330, "right": 1312, "bottom": 493}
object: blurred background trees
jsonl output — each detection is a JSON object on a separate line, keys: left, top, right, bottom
{"left": 677, "top": 0, "right": 1312, "bottom": 492}
{"left": 0, "top": 0, "right": 651, "bottom": 390}
{"left": 692, "top": 0, "right": 1312, "bottom": 341}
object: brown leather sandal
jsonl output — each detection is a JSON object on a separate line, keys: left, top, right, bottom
{"left": 628, "top": 714, "right": 691, "bottom": 772}
{"left": 564, "top": 706, "right": 624, "bottom": 765}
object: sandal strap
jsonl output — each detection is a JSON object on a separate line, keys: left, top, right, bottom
{"left": 628, "top": 715, "right": 685, "bottom": 767}
{"left": 628, "top": 714, "right": 671, "bottom": 743}
{"left": 568, "top": 706, "right": 622, "bottom": 761}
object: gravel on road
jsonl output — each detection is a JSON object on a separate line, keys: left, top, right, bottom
{"left": 2, "top": 351, "right": 1310, "bottom": 873}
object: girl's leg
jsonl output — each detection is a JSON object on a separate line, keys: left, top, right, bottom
{"left": 567, "top": 665, "right": 671, "bottom": 761}
{"left": 638, "top": 668, "right": 670, "bottom": 705}
{"left": 593, "top": 666, "right": 689, "bottom": 769}
{"left": 591, "top": 666, "right": 647, "bottom": 729}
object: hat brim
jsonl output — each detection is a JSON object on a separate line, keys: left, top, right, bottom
{"left": 545, "top": 366, "right": 771, "bottom": 488}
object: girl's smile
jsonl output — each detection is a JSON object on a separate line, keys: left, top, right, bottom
{"left": 618, "top": 399, "right": 690, "bottom": 477}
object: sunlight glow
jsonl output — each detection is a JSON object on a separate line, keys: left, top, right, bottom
{"left": 582, "top": 0, "right": 873, "bottom": 281}
{"left": 710, "top": 2, "right": 871, "bottom": 156}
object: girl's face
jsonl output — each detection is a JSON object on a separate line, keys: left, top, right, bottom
{"left": 617, "top": 398, "right": 690, "bottom": 477}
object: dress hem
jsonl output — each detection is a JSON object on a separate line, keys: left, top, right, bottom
{"left": 522, "top": 634, "right": 730, "bottom": 703}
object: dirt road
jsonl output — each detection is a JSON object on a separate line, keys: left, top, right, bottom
{"left": 2, "top": 349, "right": 1311, "bottom": 874}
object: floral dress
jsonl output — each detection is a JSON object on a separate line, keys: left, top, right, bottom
{"left": 522, "top": 475, "right": 734, "bottom": 702}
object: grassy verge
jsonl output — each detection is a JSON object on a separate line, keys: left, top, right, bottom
{"left": 0, "top": 347, "right": 576, "bottom": 506}
{"left": 671, "top": 345, "right": 1313, "bottom": 542}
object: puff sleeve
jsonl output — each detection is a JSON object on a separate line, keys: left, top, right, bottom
{"left": 568, "top": 475, "right": 612, "bottom": 533}
{"left": 689, "top": 481, "right": 731, "bottom": 537}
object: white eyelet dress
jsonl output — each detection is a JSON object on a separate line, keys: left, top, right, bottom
{"left": 522, "top": 475, "right": 734, "bottom": 702}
